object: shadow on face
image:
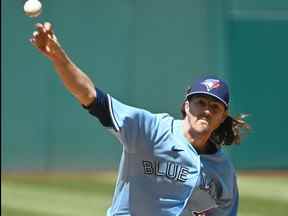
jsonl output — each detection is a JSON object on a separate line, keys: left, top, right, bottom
{"left": 184, "top": 94, "right": 228, "bottom": 133}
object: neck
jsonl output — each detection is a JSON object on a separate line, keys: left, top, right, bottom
{"left": 182, "top": 119, "right": 212, "bottom": 154}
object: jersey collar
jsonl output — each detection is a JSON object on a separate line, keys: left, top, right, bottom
{"left": 172, "top": 119, "right": 199, "bottom": 155}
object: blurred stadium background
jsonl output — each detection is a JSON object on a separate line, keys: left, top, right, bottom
{"left": 2, "top": 0, "right": 288, "bottom": 215}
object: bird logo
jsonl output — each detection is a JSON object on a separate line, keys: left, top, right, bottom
{"left": 201, "top": 79, "right": 221, "bottom": 92}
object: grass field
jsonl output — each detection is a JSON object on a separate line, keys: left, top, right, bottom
{"left": 2, "top": 172, "right": 288, "bottom": 216}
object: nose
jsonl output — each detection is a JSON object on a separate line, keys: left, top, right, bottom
{"left": 203, "top": 108, "right": 212, "bottom": 116}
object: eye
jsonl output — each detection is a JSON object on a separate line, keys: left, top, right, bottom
{"left": 195, "top": 98, "right": 207, "bottom": 107}
{"left": 210, "top": 103, "right": 222, "bottom": 112}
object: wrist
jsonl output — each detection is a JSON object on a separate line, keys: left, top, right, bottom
{"left": 51, "top": 48, "right": 70, "bottom": 65}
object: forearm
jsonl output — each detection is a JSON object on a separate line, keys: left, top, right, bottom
{"left": 30, "top": 22, "right": 96, "bottom": 106}
{"left": 52, "top": 49, "right": 96, "bottom": 106}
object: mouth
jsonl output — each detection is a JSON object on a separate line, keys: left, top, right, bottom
{"left": 198, "top": 117, "right": 210, "bottom": 125}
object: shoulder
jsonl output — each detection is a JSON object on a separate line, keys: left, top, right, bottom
{"left": 204, "top": 149, "right": 234, "bottom": 165}
{"left": 217, "top": 149, "right": 236, "bottom": 173}
{"left": 200, "top": 149, "right": 237, "bottom": 178}
{"left": 153, "top": 113, "right": 175, "bottom": 132}
{"left": 145, "top": 113, "right": 175, "bottom": 141}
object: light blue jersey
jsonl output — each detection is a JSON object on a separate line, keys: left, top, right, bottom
{"left": 86, "top": 91, "right": 238, "bottom": 216}
{"left": 181, "top": 150, "right": 239, "bottom": 216}
{"left": 106, "top": 96, "right": 201, "bottom": 216}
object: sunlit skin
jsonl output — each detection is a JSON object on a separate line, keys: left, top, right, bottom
{"left": 182, "top": 95, "right": 228, "bottom": 153}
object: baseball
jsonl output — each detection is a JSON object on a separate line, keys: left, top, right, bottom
{"left": 24, "top": 0, "right": 42, "bottom": 18}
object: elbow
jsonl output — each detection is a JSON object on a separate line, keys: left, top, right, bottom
{"left": 77, "top": 87, "right": 96, "bottom": 106}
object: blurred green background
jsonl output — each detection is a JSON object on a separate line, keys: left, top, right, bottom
{"left": 2, "top": 0, "right": 288, "bottom": 215}
{"left": 2, "top": 0, "right": 288, "bottom": 171}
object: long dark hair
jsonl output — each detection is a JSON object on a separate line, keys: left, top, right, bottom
{"left": 180, "top": 100, "right": 250, "bottom": 147}
{"left": 209, "top": 114, "right": 251, "bottom": 146}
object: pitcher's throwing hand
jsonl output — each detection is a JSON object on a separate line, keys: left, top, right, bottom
{"left": 30, "top": 22, "right": 63, "bottom": 61}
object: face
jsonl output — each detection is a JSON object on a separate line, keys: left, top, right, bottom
{"left": 184, "top": 95, "right": 227, "bottom": 134}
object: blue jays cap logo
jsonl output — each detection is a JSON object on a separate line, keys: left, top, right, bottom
{"left": 201, "top": 79, "right": 221, "bottom": 92}
{"left": 186, "top": 75, "right": 230, "bottom": 107}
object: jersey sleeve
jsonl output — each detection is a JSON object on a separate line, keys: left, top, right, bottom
{"left": 83, "top": 88, "right": 160, "bottom": 153}
{"left": 228, "top": 174, "right": 239, "bottom": 216}
{"left": 209, "top": 173, "right": 239, "bottom": 216}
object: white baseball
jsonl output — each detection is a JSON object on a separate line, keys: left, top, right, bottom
{"left": 24, "top": 0, "right": 42, "bottom": 18}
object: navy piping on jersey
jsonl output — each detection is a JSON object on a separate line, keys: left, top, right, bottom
{"left": 83, "top": 88, "right": 118, "bottom": 131}
{"left": 107, "top": 94, "right": 120, "bottom": 132}
{"left": 171, "top": 119, "right": 175, "bottom": 134}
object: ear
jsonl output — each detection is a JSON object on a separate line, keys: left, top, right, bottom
{"left": 184, "top": 101, "right": 190, "bottom": 114}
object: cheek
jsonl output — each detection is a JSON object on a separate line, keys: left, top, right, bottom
{"left": 186, "top": 108, "right": 199, "bottom": 124}
{"left": 212, "top": 114, "right": 225, "bottom": 127}
{"left": 188, "top": 104, "right": 202, "bottom": 116}
{"left": 186, "top": 110, "right": 197, "bottom": 122}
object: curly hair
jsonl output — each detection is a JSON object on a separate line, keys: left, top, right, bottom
{"left": 209, "top": 114, "right": 251, "bottom": 147}
{"left": 180, "top": 100, "right": 250, "bottom": 147}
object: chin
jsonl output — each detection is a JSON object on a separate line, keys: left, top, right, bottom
{"left": 194, "top": 125, "right": 211, "bottom": 134}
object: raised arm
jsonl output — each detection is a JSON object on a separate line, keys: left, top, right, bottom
{"left": 30, "top": 22, "right": 96, "bottom": 106}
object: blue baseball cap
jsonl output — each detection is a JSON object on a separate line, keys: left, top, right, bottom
{"left": 185, "top": 75, "right": 230, "bottom": 108}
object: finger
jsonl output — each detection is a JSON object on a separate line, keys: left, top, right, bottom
{"left": 29, "top": 37, "right": 35, "bottom": 45}
{"left": 29, "top": 37, "right": 41, "bottom": 49}
{"left": 30, "top": 36, "right": 40, "bottom": 47}
{"left": 35, "top": 23, "right": 43, "bottom": 29}
{"left": 44, "top": 22, "right": 52, "bottom": 31}
{"left": 44, "top": 22, "right": 54, "bottom": 35}
{"left": 30, "top": 36, "right": 47, "bottom": 53}
{"left": 33, "top": 31, "right": 39, "bottom": 38}
{"left": 35, "top": 23, "right": 44, "bottom": 31}
{"left": 31, "top": 30, "right": 46, "bottom": 48}
{"left": 35, "top": 23, "right": 48, "bottom": 35}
